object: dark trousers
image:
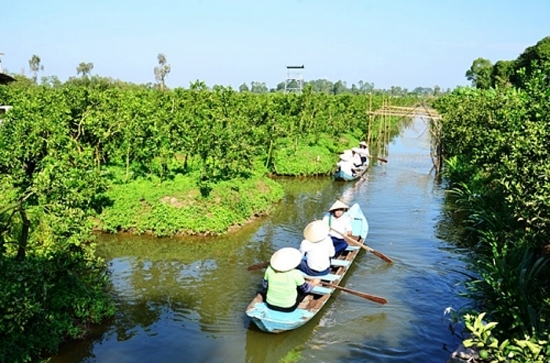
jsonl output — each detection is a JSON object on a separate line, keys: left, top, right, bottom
{"left": 297, "top": 258, "right": 330, "bottom": 276}
{"left": 260, "top": 289, "right": 306, "bottom": 312}
{"left": 331, "top": 236, "right": 349, "bottom": 256}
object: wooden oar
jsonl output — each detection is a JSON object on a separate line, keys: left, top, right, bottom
{"left": 247, "top": 261, "right": 270, "bottom": 271}
{"left": 331, "top": 227, "right": 393, "bottom": 264}
{"left": 364, "top": 152, "right": 388, "bottom": 163}
{"left": 319, "top": 281, "right": 388, "bottom": 304}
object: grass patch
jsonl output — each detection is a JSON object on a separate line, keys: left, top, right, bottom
{"left": 96, "top": 173, "right": 284, "bottom": 237}
{"left": 273, "top": 133, "right": 361, "bottom": 176}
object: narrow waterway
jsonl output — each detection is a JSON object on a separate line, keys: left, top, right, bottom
{"left": 50, "top": 118, "right": 471, "bottom": 363}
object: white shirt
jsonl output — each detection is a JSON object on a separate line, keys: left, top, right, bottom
{"left": 322, "top": 212, "right": 352, "bottom": 239}
{"left": 352, "top": 153, "right": 363, "bottom": 167}
{"left": 337, "top": 160, "right": 354, "bottom": 176}
{"left": 299, "top": 236, "right": 335, "bottom": 272}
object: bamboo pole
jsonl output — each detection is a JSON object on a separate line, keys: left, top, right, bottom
{"left": 367, "top": 93, "right": 373, "bottom": 146}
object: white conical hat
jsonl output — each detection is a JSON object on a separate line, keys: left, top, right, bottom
{"left": 359, "top": 141, "right": 368, "bottom": 147}
{"left": 303, "top": 220, "right": 330, "bottom": 243}
{"left": 353, "top": 147, "right": 368, "bottom": 155}
{"left": 270, "top": 247, "right": 302, "bottom": 271}
{"left": 328, "top": 200, "right": 349, "bottom": 212}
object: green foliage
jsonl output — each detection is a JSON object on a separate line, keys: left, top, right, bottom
{"left": 153, "top": 53, "right": 171, "bottom": 90}
{"left": 0, "top": 79, "right": 415, "bottom": 361}
{"left": 492, "top": 60, "right": 514, "bottom": 88}
{"left": 466, "top": 58, "right": 493, "bottom": 89}
{"left": 272, "top": 134, "right": 341, "bottom": 176}
{"left": 436, "top": 54, "right": 550, "bottom": 360}
{"left": 0, "top": 84, "right": 114, "bottom": 362}
{"left": 435, "top": 66, "right": 550, "bottom": 248}
{"left": 0, "top": 252, "right": 114, "bottom": 363}
{"left": 463, "top": 313, "right": 550, "bottom": 363}
{"left": 1, "top": 82, "right": 416, "bottom": 185}
{"left": 98, "top": 173, "right": 284, "bottom": 237}
{"left": 464, "top": 36, "right": 550, "bottom": 89}
{"left": 76, "top": 62, "right": 94, "bottom": 78}
{"left": 28, "top": 55, "right": 44, "bottom": 83}
{"left": 462, "top": 243, "right": 549, "bottom": 337}
{"left": 512, "top": 36, "right": 550, "bottom": 88}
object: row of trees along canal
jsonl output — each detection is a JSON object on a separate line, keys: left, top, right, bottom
{"left": 435, "top": 35, "right": 550, "bottom": 362}
{"left": 0, "top": 73, "right": 418, "bottom": 363}
{"left": 21, "top": 53, "right": 444, "bottom": 97}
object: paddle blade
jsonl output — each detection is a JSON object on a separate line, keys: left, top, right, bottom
{"left": 370, "top": 249, "right": 393, "bottom": 264}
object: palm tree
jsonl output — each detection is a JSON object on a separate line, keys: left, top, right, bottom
{"left": 76, "top": 62, "right": 94, "bottom": 78}
{"left": 154, "top": 53, "right": 171, "bottom": 90}
{"left": 28, "top": 55, "right": 44, "bottom": 83}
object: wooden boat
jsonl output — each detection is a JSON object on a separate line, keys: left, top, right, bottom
{"left": 245, "top": 203, "right": 369, "bottom": 333}
{"left": 333, "top": 160, "right": 369, "bottom": 181}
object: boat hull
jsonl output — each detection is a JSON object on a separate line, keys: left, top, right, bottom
{"left": 333, "top": 161, "right": 369, "bottom": 181}
{"left": 246, "top": 203, "right": 369, "bottom": 333}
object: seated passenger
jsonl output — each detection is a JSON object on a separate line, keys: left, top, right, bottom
{"left": 351, "top": 147, "right": 364, "bottom": 168}
{"left": 262, "top": 247, "right": 313, "bottom": 312}
{"left": 297, "top": 220, "right": 335, "bottom": 276}
{"left": 358, "top": 141, "right": 370, "bottom": 164}
{"left": 336, "top": 152, "right": 356, "bottom": 177}
{"left": 322, "top": 200, "right": 353, "bottom": 256}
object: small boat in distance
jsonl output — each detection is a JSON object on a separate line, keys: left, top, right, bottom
{"left": 245, "top": 203, "right": 369, "bottom": 333}
{"left": 333, "top": 162, "right": 369, "bottom": 181}
{"left": 333, "top": 148, "right": 370, "bottom": 181}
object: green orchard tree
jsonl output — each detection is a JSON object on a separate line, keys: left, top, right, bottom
{"left": 0, "top": 86, "right": 105, "bottom": 260}
{"left": 239, "top": 83, "right": 250, "bottom": 92}
{"left": 512, "top": 36, "right": 550, "bottom": 87}
{"left": 465, "top": 57, "right": 493, "bottom": 89}
{"left": 250, "top": 81, "right": 268, "bottom": 94}
{"left": 492, "top": 60, "right": 514, "bottom": 88}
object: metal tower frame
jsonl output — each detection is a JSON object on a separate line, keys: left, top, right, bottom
{"left": 284, "top": 65, "right": 304, "bottom": 93}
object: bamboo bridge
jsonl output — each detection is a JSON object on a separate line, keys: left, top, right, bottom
{"left": 366, "top": 101, "right": 443, "bottom": 175}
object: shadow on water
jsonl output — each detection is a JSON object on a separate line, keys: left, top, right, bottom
{"left": 50, "top": 118, "right": 474, "bottom": 363}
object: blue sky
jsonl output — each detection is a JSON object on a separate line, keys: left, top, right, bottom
{"left": 2, "top": 0, "right": 549, "bottom": 90}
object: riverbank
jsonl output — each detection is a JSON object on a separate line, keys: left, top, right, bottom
{"left": 95, "top": 173, "right": 285, "bottom": 237}
{"left": 94, "top": 132, "right": 381, "bottom": 237}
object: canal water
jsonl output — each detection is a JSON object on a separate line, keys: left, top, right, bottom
{"left": 50, "top": 118, "right": 472, "bottom": 363}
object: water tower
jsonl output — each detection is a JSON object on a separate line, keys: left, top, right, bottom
{"left": 284, "top": 65, "right": 304, "bottom": 93}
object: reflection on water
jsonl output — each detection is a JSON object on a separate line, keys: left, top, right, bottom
{"left": 50, "top": 118, "right": 472, "bottom": 363}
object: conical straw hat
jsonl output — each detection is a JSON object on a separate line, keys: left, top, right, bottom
{"left": 353, "top": 147, "right": 368, "bottom": 155}
{"left": 270, "top": 247, "right": 302, "bottom": 272}
{"left": 303, "top": 220, "right": 330, "bottom": 243}
{"left": 359, "top": 141, "right": 368, "bottom": 147}
{"left": 328, "top": 200, "right": 349, "bottom": 212}
{"left": 339, "top": 154, "right": 351, "bottom": 162}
